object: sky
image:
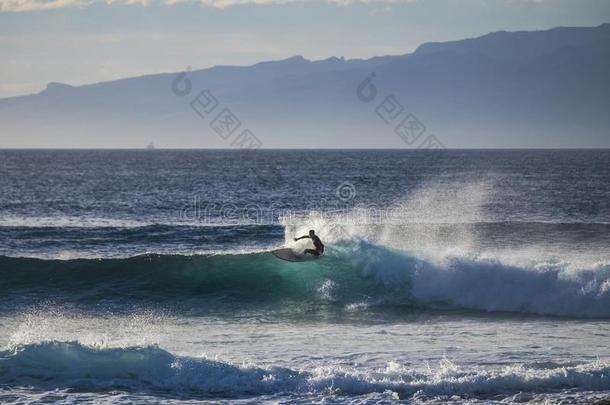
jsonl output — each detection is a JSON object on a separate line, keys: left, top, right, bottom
{"left": 1, "top": 0, "right": 610, "bottom": 98}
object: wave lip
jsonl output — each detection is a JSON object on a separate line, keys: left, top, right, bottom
{"left": 406, "top": 254, "right": 610, "bottom": 318}
{"left": 1, "top": 341, "right": 610, "bottom": 400}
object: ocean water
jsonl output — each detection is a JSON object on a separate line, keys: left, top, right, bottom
{"left": 0, "top": 149, "right": 609, "bottom": 404}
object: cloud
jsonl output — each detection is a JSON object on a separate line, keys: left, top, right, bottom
{"left": 1, "top": 0, "right": 87, "bottom": 12}
{"left": 0, "top": 0, "right": 411, "bottom": 12}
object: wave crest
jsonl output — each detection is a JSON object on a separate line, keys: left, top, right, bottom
{"left": 1, "top": 245, "right": 609, "bottom": 318}
{"left": 1, "top": 341, "right": 609, "bottom": 399}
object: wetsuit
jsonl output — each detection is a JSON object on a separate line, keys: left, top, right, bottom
{"left": 304, "top": 235, "right": 324, "bottom": 256}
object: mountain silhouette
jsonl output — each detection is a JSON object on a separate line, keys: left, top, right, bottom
{"left": 1, "top": 23, "right": 609, "bottom": 148}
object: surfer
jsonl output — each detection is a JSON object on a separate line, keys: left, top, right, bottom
{"left": 294, "top": 230, "right": 324, "bottom": 256}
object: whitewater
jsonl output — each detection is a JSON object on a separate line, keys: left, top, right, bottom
{"left": 0, "top": 149, "right": 609, "bottom": 403}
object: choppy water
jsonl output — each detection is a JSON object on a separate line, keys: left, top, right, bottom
{"left": 0, "top": 149, "right": 609, "bottom": 404}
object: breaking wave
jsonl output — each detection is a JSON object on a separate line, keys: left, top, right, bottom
{"left": 1, "top": 341, "right": 609, "bottom": 399}
{"left": 1, "top": 241, "right": 609, "bottom": 318}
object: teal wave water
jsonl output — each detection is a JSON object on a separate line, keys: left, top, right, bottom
{"left": 2, "top": 240, "right": 609, "bottom": 318}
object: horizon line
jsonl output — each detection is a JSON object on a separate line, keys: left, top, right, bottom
{"left": 1, "top": 148, "right": 609, "bottom": 151}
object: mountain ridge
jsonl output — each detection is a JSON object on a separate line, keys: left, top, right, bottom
{"left": 1, "top": 23, "right": 609, "bottom": 148}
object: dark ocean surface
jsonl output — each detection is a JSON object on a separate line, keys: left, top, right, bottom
{"left": 0, "top": 149, "right": 609, "bottom": 404}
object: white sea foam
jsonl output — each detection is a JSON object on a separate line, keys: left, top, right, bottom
{"left": 0, "top": 341, "right": 608, "bottom": 400}
{"left": 281, "top": 181, "right": 610, "bottom": 317}
{"left": 0, "top": 215, "right": 153, "bottom": 228}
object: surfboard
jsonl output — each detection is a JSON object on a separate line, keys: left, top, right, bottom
{"left": 271, "top": 248, "right": 320, "bottom": 262}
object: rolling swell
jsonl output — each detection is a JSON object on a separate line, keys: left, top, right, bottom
{"left": 1, "top": 341, "right": 609, "bottom": 399}
{"left": 1, "top": 242, "right": 609, "bottom": 318}
{"left": 0, "top": 252, "right": 328, "bottom": 308}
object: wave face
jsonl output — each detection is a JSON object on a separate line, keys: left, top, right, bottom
{"left": 2, "top": 240, "right": 609, "bottom": 318}
{"left": 1, "top": 341, "right": 609, "bottom": 400}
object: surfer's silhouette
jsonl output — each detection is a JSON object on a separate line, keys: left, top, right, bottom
{"left": 294, "top": 229, "right": 324, "bottom": 256}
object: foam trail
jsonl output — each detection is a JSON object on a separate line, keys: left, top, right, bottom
{"left": 0, "top": 216, "right": 152, "bottom": 228}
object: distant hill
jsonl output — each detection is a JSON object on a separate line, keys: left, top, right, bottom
{"left": 1, "top": 23, "right": 609, "bottom": 148}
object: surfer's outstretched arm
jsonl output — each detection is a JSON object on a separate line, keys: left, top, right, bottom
{"left": 294, "top": 235, "right": 310, "bottom": 241}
